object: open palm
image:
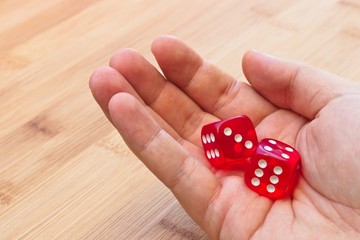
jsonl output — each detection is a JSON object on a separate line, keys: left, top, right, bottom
{"left": 89, "top": 36, "right": 360, "bottom": 239}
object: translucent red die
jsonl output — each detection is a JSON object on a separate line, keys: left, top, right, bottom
{"left": 244, "top": 138, "right": 301, "bottom": 199}
{"left": 201, "top": 115, "right": 258, "bottom": 169}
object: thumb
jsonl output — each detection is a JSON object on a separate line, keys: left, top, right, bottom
{"left": 242, "top": 51, "right": 358, "bottom": 119}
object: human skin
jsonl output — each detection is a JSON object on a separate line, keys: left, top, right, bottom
{"left": 89, "top": 36, "right": 360, "bottom": 239}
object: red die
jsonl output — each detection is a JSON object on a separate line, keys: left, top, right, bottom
{"left": 201, "top": 115, "right": 258, "bottom": 169}
{"left": 244, "top": 138, "right": 301, "bottom": 199}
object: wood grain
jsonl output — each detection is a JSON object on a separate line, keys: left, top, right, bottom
{"left": 0, "top": 0, "right": 359, "bottom": 239}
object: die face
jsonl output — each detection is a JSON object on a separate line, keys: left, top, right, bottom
{"left": 201, "top": 115, "right": 258, "bottom": 169}
{"left": 201, "top": 123, "right": 223, "bottom": 168}
{"left": 217, "top": 116, "right": 258, "bottom": 159}
{"left": 245, "top": 155, "right": 299, "bottom": 199}
{"left": 244, "top": 138, "right": 301, "bottom": 199}
{"left": 256, "top": 139, "right": 301, "bottom": 171}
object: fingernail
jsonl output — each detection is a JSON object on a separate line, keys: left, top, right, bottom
{"left": 248, "top": 50, "right": 281, "bottom": 61}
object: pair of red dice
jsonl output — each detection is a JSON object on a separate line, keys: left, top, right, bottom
{"left": 201, "top": 115, "right": 301, "bottom": 200}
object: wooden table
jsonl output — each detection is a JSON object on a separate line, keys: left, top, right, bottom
{"left": 1, "top": 0, "right": 359, "bottom": 239}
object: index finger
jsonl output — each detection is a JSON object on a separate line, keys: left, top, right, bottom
{"left": 151, "top": 36, "right": 277, "bottom": 125}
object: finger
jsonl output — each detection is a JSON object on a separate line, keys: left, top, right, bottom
{"left": 109, "top": 48, "right": 218, "bottom": 144}
{"left": 242, "top": 50, "right": 360, "bottom": 119}
{"left": 151, "top": 36, "right": 277, "bottom": 124}
{"left": 89, "top": 66, "right": 184, "bottom": 141}
{"left": 89, "top": 66, "right": 141, "bottom": 122}
{"left": 108, "top": 92, "right": 221, "bottom": 226}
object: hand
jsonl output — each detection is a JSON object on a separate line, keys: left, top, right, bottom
{"left": 89, "top": 36, "right": 360, "bottom": 239}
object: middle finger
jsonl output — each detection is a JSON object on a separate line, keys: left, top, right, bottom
{"left": 109, "top": 48, "right": 218, "bottom": 145}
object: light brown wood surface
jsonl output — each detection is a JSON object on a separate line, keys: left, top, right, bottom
{"left": 1, "top": 0, "right": 360, "bottom": 239}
